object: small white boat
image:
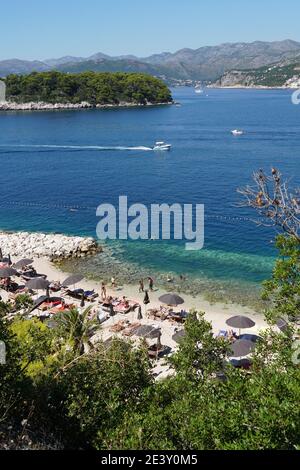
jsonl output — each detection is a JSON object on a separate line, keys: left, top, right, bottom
{"left": 231, "top": 129, "right": 244, "bottom": 136}
{"left": 153, "top": 141, "right": 171, "bottom": 151}
{"left": 195, "top": 86, "right": 204, "bottom": 94}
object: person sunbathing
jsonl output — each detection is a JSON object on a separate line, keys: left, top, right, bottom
{"left": 49, "top": 281, "right": 62, "bottom": 292}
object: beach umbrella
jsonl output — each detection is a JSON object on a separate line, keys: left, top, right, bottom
{"left": 143, "top": 291, "right": 150, "bottom": 304}
{"left": 143, "top": 290, "right": 150, "bottom": 314}
{"left": 239, "top": 333, "right": 261, "bottom": 343}
{"left": 47, "top": 320, "right": 58, "bottom": 330}
{"left": 29, "top": 296, "right": 62, "bottom": 313}
{"left": 276, "top": 318, "right": 288, "bottom": 332}
{"left": 134, "top": 325, "right": 161, "bottom": 339}
{"left": 109, "top": 303, "right": 115, "bottom": 317}
{"left": 172, "top": 329, "right": 186, "bottom": 344}
{"left": 25, "top": 277, "right": 50, "bottom": 291}
{"left": 13, "top": 258, "right": 33, "bottom": 269}
{"left": 159, "top": 293, "right": 184, "bottom": 306}
{"left": 228, "top": 339, "right": 256, "bottom": 358}
{"left": 156, "top": 331, "right": 162, "bottom": 355}
{"left": 0, "top": 267, "right": 17, "bottom": 278}
{"left": 62, "top": 274, "right": 84, "bottom": 287}
{"left": 137, "top": 305, "right": 143, "bottom": 320}
{"left": 226, "top": 315, "right": 255, "bottom": 337}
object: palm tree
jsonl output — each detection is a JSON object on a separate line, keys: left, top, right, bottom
{"left": 57, "top": 306, "right": 98, "bottom": 355}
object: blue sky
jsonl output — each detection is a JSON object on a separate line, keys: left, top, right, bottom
{"left": 1, "top": 0, "right": 299, "bottom": 60}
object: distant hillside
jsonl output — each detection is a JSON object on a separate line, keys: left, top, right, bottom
{"left": 1, "top": 40, "right": 300, "bottom": 82}
{"left": 0, "top": 59, "right": 50, "bottom": 76}
{"left": 56, "top": 58, "right": 179, "bottom": 79}
{"left": 4, "top": 71, "right": 172, "bottom": 105}
{"left": 213, "top": 60, "right": 300, "bottom": 88}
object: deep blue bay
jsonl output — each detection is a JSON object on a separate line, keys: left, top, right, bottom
{"left": 0, "top": 87, "right": 299, "bottom": 304}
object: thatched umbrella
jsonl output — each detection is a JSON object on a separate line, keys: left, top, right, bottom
{"left": 25, "top": 277, "right": 50, "bottom": 291}
{"left": 226, "top": 315, "right": 255, "bottom": 337}
{"left": 276, "top": 318, "right": 288, "bottom": 332}
{"left": 13, "top": 258, "right": 33, "bottom": 269}
{"left": 172, "top": 329, "right": 186, "bottom": 344}
{"left": 62, "top": 274, "right": 84, "bottom": 288}
{"left": 159, "top": 293, "right": 184, "bottom": 306}
{"left": 0, "top": 267, "right": 17, "bottom": 278}
{"left": 156, "top": 331, "right": 162, "bottom": 349}
{"left": 143, "top": 290, "right": 150, "bottom": 313}
{"left": 137, "top": 305, "right": 143, "bottom": 320}
{"left": 228, "top": 339, "right": 256, "bottom": 359}
{"left": 134, "top": 325, "right": 161, "bottom": 339}
{"left": 109, "top": 303, "right": 115, "bottom": 317}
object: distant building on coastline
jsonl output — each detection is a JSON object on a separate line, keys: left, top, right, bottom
{"left": 0, "top": 80, "right": 6, "bottom": 103}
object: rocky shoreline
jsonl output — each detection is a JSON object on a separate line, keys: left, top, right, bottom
{"left": 0, "top": 100, "right": 173, "bottom": 111}
{"left": 0, "top": 231, "right": 100, "bottom": 261}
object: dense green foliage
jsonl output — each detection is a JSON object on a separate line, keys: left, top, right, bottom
{"left": 4, "top": 71, "right": 172, "bottom": 105}
{"left": 262, "top": 235, "right": 300, "bottom": 323}
{"left": 0, "top": 193, "right": 299, "bottom": 449}
{"left": 0, "top": 298, "right": 299, "bottom": 449}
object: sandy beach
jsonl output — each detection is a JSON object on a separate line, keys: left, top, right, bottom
{"left": 33, "top": 257, "right": 266, "bottom": 323}
{"left": 0, "top": 256, "right": 259, "bottom": 379}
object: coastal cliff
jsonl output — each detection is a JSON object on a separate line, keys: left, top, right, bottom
{"left": 212, "top": 61, "right": 300, "bottom": 88}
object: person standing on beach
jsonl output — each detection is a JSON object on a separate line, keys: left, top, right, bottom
{"left": 139, "top": 279, "right": 144, "bottom": 293}
{"left": 101, "top": 282, "right": 107, "bottom": 301}
{"left": 111, "top": 277, "right": 116, "bottom": 290}
{"left": 148, "top": 276, "right": 154, "bottom": 291}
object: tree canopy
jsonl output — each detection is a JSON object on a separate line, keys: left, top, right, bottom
{"left": 4, "top": 71, "right": 172, "bottom": 105}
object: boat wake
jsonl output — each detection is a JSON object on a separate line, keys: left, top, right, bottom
{"left": 0, "top": 144, "right": 153, "bottom": 152}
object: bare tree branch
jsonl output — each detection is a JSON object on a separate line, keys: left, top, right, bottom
{"left": 237, "top": 168, "right": 300, "bottom": 241}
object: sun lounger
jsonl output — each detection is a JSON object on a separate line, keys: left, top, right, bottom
{"left": 121, "top": 322, "right": 141, "bottom": 337}
{"left": 49, "top": 282, "right": 62, "bottom": 292}
{"left": 148, "top": 344, "right": 171, "bottom": 359}
{"left": 168, "top": 313, "right": 186, "bottom": 324}
{"left": 97, "top": 311, "right": 109, "bottom": 324}
{"left": 47, "top": 304, "right": 74, "bottom": 314}
{"left": 66, "top": 288, "right": 98, "bottom": 301}
{"left": 217, "top": 330, "right": 228, "bottom": 338}
{"left": 85, "top": 290, "right": 99, "bottom": 301}
{"left": 109, "top": 320, "right": 128, "bottom": 333}
{"left": 21, "top": 272, "right": 47, "bottom": 281}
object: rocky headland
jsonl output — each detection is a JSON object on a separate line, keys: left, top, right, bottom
{"left": 0, "top": 231, "right": 100, "bottom": 261}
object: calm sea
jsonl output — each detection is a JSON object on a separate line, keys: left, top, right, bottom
{"left": 0, "top": 87, "right": 299, "bottom": 298}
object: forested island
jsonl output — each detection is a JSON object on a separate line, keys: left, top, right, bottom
{"left": 1, "top": 71, "right": 173, "bottom": 109}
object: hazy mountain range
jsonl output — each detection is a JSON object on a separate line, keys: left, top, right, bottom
{"left": 1, "top": 40, "right": 300, "bottom": 82}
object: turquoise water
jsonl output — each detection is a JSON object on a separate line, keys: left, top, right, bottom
{"left": 0, "top": 87, "right": 299, "bottom": 292}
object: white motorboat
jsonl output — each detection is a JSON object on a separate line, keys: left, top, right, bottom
{"left": 231, "top": 129, "right": 244, "bottom": 136}
{"left": 153, "top": 141, "right": 171, "bottom": 151}
{"left": 195, "top": 86, "right": 204, "bottom": 94}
